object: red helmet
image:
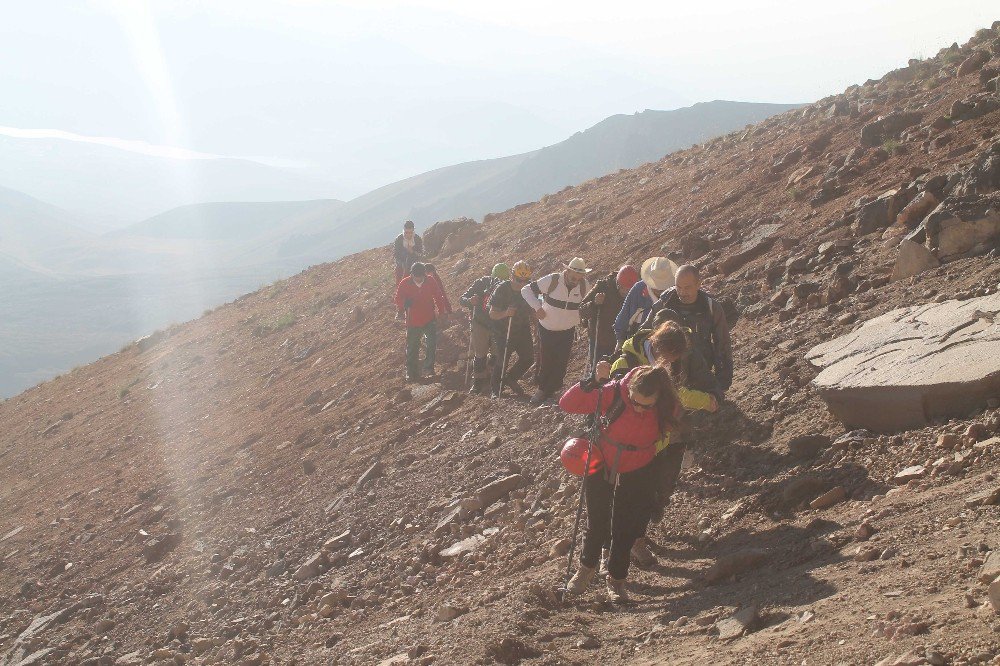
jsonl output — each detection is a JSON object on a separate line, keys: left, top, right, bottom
{"left": 616, "top": 265, "right": 640, "bottom": 292}
{"left": 560, "top": 438, "right": 602, "bottom": 477}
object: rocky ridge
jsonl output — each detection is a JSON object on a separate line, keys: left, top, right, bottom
{"left": 3, "top": 23, "right": 1000, "bottom": 666}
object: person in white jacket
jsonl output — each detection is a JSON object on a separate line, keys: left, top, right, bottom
{"left": 521, "top": 257, "right": 592, "bottom": 405}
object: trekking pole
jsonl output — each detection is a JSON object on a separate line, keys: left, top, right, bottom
{"left": 560, "top": 387, "right": 604, "bottom": 602}
{"left": 464, "top": 318, "right": 474, "bottom": 388}
{"left": 587, "top": 304, "right": 601, "bottom": 376}
{"left": 495, "top": 316, "right": 514, "bottom": 399}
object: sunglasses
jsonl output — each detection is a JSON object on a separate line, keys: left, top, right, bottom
{"left": 629, "top": 390, "right": 657, "bottom": 411}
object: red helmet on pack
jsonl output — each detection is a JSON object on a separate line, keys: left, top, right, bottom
{"left": 560, "top": 438, "right": 602, "bottom": 477}
{"left": 615, "top": 265, "right": 640, "bottom": 292}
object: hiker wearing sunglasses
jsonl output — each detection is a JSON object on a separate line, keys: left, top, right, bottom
{"left": 610, "top": 315, "right": 720, "bottom": 567}
{"left": 521, "top": 257, "right": 593, "bottom": 406}
{"left": 558, "top": 362, "right": 687, "bottom": 604}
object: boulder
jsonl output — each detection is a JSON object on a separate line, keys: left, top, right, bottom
{"left": 422, "top": 217, "right": 481, "bottom": 258}
{"left": 957, "top": 50, "right": 991, "bottom": 76}
{"left": 856, "top": 192, "right": 899, "bottom": 235}
{"left": 890, "top": 239, "right": 940, "bottom": 282}
{"left": 475, "top": 474, "right": 527, "bottom": 508}
{"left": 980, "top": 551, "right": 1000, "bottom": 585}
{"left": 860, "top": 111, "right": 922, "bottom": 147}
{"left": 806, "top": 293, "right": 1000, "bottom": 431}
{"left": 809, "top": 486, "right": 847, "bottom": 510}
{"left": 922, "top": 196, "right": 1000, "bottom": 261}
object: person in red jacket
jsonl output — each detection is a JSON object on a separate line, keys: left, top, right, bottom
{"left": 423, "top": 263, "right": 453, "bottom": 314}
{"left": 394, "top": 263, "right": 449, "bottom": 382}
{"left": 558, "top": 362, "right": 682, "bottom": 603}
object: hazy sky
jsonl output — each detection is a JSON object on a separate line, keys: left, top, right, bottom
{"left": 2, "top": 1, "right": 996, "bottom": 197}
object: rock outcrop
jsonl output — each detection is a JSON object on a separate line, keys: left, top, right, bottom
{"left": 807, "top": 293, "right": 1000, "bottom": 431}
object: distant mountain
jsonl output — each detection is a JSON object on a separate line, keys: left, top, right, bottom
{"left": 255, "top": 100, "right": 802, "bottom": 264}
{"left": 0, "top": 184, "right": 92, "bottom": 267}
{"left": 0, "top": 134, "right": 341, "bottom": 227}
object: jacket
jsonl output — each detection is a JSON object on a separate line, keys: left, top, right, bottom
{"left": 521, "top": 272, "right": 589, "bottom": 332}
{"left": 488, "top": 280, "right": 533, "bottom": 334}
{"left": 393, "top": 276, "right": 448, "bottom": 328}
{"left": 460, "top": 275, "right": 501, "bottom": 327}
{"left": 427, "top": 270, "right": 453, "bottom": 314}
{"left": 610, "top": 326, "right": 722, "bottom": 400}
{"left": 560, "top": 367, "right": 697, "bottom": 473}
{"left": 580, "top": 273, "right": 624, "bottom": 351}
{"left": 645, "top": 288, "right": 733, "bottom": 390}
{"left": 393, "top": 233, "right": 423, "bottom": 270}
{"left": 613, "top": 280, "right": 657, "bottom": 345}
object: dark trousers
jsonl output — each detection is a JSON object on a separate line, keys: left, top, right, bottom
{"left": 405, "top": 321, "right": 437, "bottom": 377}
{"left": 492, "top": 326, "right": 533, "bottom": 391}
{"left": 580, "top": 463, "right": 657, "bottom": 580}
{"left": 588, "top": 337, "right": 616, "bottom": 371}
{"left": 638, "top": 442, "right": 687, "bottom": 537}
{"left": 536, "top": 325, "right": 575, "bottom": 395}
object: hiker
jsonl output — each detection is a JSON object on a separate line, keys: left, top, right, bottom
{"left": 521, "top": 257, "right": 592, "bottom": 406}
{"left": 488, "top": 261, "right": 534, "bottom": 397}
{"left": 393, "top": 220, "right": 423, "bottom": 320}
{"left": 580, "top": 265, "right": 639, "bottom": 370}
{"left": 559, "top": 363, "right": 684, "bottom": 603}
{"left": 613, "top": 257, "right": 678, "bottom": 347}
{"left": 644, "top": 264, "right": 734, "bottom": 392}
{"left": 393, "top": 262, "right": 449, "bottom": 382}
{"left": 460, "top": 263, "right": 509, "bottom": 394}
{"left": 610, "top": 313, "right": 720, "bottom": 566}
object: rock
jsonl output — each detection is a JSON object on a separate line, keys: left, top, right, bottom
{"left": 856, "top": 192, "right": 898, "bottom": 235}
{"left": 358, "top": 461, "right": 384, "bottom": 488}
{"left": 897, "top": 190, "right": 939, "bottom": 227}
{"left": 294, "top": 552, "right": 327, "bottom": 581}
{"left": 143, "top": 533, "right": 180, "bottom": 563}
{"left": 979, "top": 551, "right": 1000, "bottom": 584}
{"left": 922, "top": 196, "right": 1000, "bottom": 261}
{"left": 855, "top": 522, "right": 876, "bottom": 541}
{"left": 440, "top": 531, "right": 492, "bottom": 558}
{"left": 435, "top": 603, "right": 467, "bottom": 623}
{"left": 549, "top": 538, "right": 571, "bottom": 557}
{"left": 782, "top": 475, "right": 827, "bottom": 507}
{"left": 854, "top": 546, "right": 880, "bottom": 562}
{"left": 435, "top": 498, "right": 483, "bottom": 534}
{"left": 376, "top": 653, "right": 410, "bottom": 666}
{"left": 575, "top": 636, "right": 600, "bottom": 649}
{"left": 302, "top": 459, "right": 316, "bottom": 475}
{"left": 966, "top": 487, "right": 1000, "bottom": 507}
{"left": 890, "top": 239, "right": 940, "bottom": 282}
{"left": 937, "top": 433, "right": 962, "bottom": 449}
{"left": 716, "top": 606, "right": 758, "bottom": 640}
{"left": 705, "top": 549, "right": 768, "bottom": 583}
{"left": 860, "top": 111, "right": 922, "bottom": 147}
{"left": 422, "top": 217, "right": 481, "bottom": 258}
{"left": 806, "top": 293, "right": 1000, "bottom": 431}
{"left": 787, "top": 433, "right": 831, "bottom": 458}
{"left": 809, "top": 486, "right": 847, "bottom": 510}
{"left": 475, "top": 474, "right": 527, "bottom": 508}
{"left": 988, "top": 578, "right": 1000, "bottom": 612}
{"left": 893, "top": 466, "right": 926, "bottom": 484}
{"left": 957, "top": 50, "right": 991, "bottom": 76}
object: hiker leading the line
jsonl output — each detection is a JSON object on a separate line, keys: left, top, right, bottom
{"left": 460, "top": 263, "right": 509, "bottom": 394}
{"left": 643, "top": 263, "right": 734, "bottom": 392}
{"left": 558, "top": 363, "right": 684, "bottom": 604}
{"left": 488, "top": 261, "right": 535, "bottom": 398}
{"left": 393, "top": 220, "right": 424, "bottom": 320}
{"left": 580, "top": 264, "right": 638, "bottom": 367}
{"left": 393, "top": 262, "right": 449, "bottom": 383}
{"left": 521, "top": 257, "right": 592, "bottom": 406}
{"left": 613, "top": 256, "right": 678, "bottom": 347}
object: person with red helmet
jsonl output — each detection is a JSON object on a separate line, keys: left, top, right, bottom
{"left": 580, "top": 264, "right": 639, "bottom": 367}
{"left": 558, "top": 361, "right": 684, "bottom": 604}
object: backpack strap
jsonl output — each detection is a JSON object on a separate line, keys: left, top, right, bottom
{"left": 546, "top": 273, "right": 561, "bottom": 296}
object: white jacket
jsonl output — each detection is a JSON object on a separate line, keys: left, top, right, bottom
{"left": 521, "top": 272, "right": 589, "bottom": 332}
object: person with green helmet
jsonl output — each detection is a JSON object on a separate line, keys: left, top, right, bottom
{"left": 488, "top": 260, "right": 535, "bottom": 397}
{"left": 459, "top": 263, "right": 510, "bottom": 394}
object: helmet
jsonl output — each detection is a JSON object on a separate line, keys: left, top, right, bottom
{"left": 512, "top": 260, "right": 532, "bottom": 281}
{"left": 491, "top": 263, "right": 511, "bottom": 280}
{"left": 616, "top": 264, "right": 640, "bottom": 292}
{"left": 560, "top": 438, "right": 602, "bottom": 476}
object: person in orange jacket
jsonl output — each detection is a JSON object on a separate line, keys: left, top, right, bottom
{"left": 394, "top": 263, "right": 449, "bottom": 382}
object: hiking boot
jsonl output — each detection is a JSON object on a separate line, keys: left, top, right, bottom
{"left": 405, "top": 372, "right": 421, "bottom": 383}
{"left": 606, "top": 577, "right": 629, "bottom": 604}
{"left": 529, "top": 389, "right": 548, "bottom": 406}
{"left": 631, "top": 538, "right": 656, "bottom": 567}
{"left": 565, "top": 565, "right": 597, "bottom": 596}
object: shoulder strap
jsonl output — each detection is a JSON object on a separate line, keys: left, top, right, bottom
{"left": 546, "top": 273, "right": 560, "bottom": 296}
{"left": 602, "top": 388, "right": 627, "bottom": 428}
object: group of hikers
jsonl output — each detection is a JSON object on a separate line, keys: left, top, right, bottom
{"left": 391, "top": 219, "right": 734, "bottom": 603}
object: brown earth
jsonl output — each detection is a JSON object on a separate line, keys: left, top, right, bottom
{"left": 4, "top": 24, "right": 1000, "bottom": 666}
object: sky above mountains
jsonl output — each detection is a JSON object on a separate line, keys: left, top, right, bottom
{"left": 2, "top": 0, "right": 996, "bottom": 200}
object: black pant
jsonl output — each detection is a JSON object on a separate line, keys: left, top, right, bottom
{"left": 492, "top": 326, "right": 533, "bottom": 392}
{"left": 536, "top": 325, "right": 575, "bottom": 395}
{"left": 637, "top": 442, "right": 687, "bottom": 538}
{"left": 580, "top": 463, "right": 657, "bottom": 580}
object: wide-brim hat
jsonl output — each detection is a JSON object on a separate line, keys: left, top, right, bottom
{"left": 640, "top": 256, "right": 679, "bottom": 291}
{"left": 562, "top": 257, "right": 593, "bottom": 274}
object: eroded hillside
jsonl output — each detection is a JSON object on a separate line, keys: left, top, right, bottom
{"left": 3, "top": 24, "right": 1000, "bottom": 666}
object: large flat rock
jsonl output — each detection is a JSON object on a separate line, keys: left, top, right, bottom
{"left": 806, "top": 293, "right": 1000, "bottom": 431}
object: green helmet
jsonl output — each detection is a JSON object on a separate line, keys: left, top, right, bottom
{"left": 492, "top": 263, "right": 511, "bottom": 280}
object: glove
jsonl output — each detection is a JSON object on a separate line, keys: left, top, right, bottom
{"left": 579, "top": 373, "right": 598, "bottom": 393}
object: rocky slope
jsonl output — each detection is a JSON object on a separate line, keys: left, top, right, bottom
{"left": 3, "top": 23, "right": 1000, "bottom": 666}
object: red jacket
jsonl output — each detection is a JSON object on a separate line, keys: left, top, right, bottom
{"left": 427, "top": 271, "right": 453, "bottom": 314}
{"left": 394, "top": 276, "right": 449, "bottom": 328}
{"left": 559, "top": 367, "right": 680, "bottom": 474}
